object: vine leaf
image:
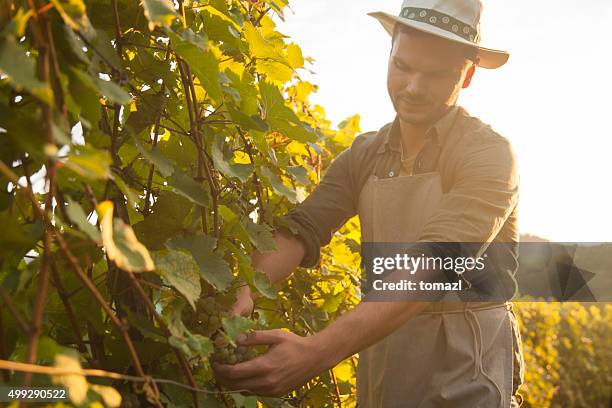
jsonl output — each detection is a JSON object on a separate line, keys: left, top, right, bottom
{"left": 142, "top": 0, "right": 177, "bottom": 31}
{"left": 168, "top": 170, "right": 212, "bottom": 208}
{"left": 211, "top": 135, "right": 253, "bottom": 182}
{"left": 49, "top": 0, "right": 92, "bottom": 33}
{"left": 90, "top": 384, "right": 122, "bottom": 408}
{"left": 52, "top": 353, "right": 89, "bottom": 405}
{"left": 134, "top": 137, "right": 176, "bottom": 177}
{"left": 221, "top": 315, "right": 254, "bottom": 342}
{"left": 98, "top": 201, "right": 155, "bottom": 272}
{"left": 167, "top": 234, "right": 233, "bottom": 291}
{"left": 245, "top": 220, "right": 277, "bottom": 252}
{"left": 259, "top": 166, "right": 296, "bottom": 203}
{"left": 92, "top": 77, "right": 132, "bottom": 105}
{"left": 65, "top": 196, "right": 101, "bottom": 242}
{"left": 253, "top": 269, "right": 277, "bottom": 299}
{"left": 0, "top": 35, "right": 51, "bottom": 102}
{"left": 152, "top": 249, "right": 201, "bottom": 309}
{"left": 64, "top": 145, "right": 112, "bottom": 180}
{"left": 259, "top": 81, "right": 317, "bottom": 143}
{"left": 168, "top": 29, "right": 222, "bottom": 102}
{"left": 52, "top": 353, "right": 122, "bottom": 407}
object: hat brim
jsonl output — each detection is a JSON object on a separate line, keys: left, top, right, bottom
{"left": 368, "top": 11, "right": 509, "bottom": 69}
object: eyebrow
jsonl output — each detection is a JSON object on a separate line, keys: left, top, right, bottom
{"left": 392, "top": 56, "right": 458, "bottom": 76}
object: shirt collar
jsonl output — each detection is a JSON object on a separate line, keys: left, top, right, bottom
{"left": 376, "top": 105, "right": 461, "bottom": 154}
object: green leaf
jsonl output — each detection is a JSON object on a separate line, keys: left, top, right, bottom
{"left": 168, "top": 29, "right": 222, "bottom": 102}
{"left": 124, "top": 92, "right": 166, "bottom": 135}
{"left": 167, "top": 234, "right": 233, "bottom": 291}
{"left": 168, "top": 171, "right": 211, "bottom": 208}
{"left": 259, "top": 166, "right": 296, "bottom": 203}
{"left": 245, "top": 220, "right": 277, "bottom": 252}
{"left": 133, "top": 191, "right": 192, "bottom": 249}
{"left": 133, "top": 137, "right": 176, "bottom": 177}
{"left": 231, "top": 394, "right": 258, "bottom": 408}
{"left": 186, "top": 333, "right": 213, "bottom": 358}
{"left": 211, "top": 136, "right": 253, "bottom": 182}
{"left": 287, "top": 165, "right": 310, "bottom": 185}
{"left": 259, "top": 81, "right": 317, "bottom": 143}
{"left": 221, "top": 315, "right": 254, "bottom": 342}
{"left": 253, "top": 270, "right": 277, "bottom": 299}
{"left": 152, "top": 249, "right": 201, "bottom": 309}
{"left": 0, "top": 211, "right": 37, "bottom": 256}
{"left": 227, "top": 108, "right": 269, "bottom": 132}
{"left": 49, "top": 0, "right": 92, "bottom": 33}
{"left": 67, "top": 68, "right": 101, "bottom": 126}
{"left": 142, "top": 0, "right": 177, "bottom": 30}
{"left": 65, "top": 197, "right": 101, "bottom": 242}
{"left": 64, "top": 145, "right": 112, "bottom": 180}
{"left": 93, "top": 77, "right": 132, "bottom": 105}
{"left": 0, "top": 35, "right": 51, "bottom": 102}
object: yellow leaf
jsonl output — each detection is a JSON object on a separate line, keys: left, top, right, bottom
{"left": 97, "top": 201, "right": 155, "bottom": 272}
{"left": 287, "top": 43, "right": 304, "bottom": 69}
{"left": 90, "top": 384, "right": 122, "bottom": 408}
{"left": 52, "top": 354, "right": 88, "bottom": 405}
{"left": 244, "top": 22, "right": 276, "bottom": 59}
{"left": 233, "top": 151, "right": 251, "bottom": 164}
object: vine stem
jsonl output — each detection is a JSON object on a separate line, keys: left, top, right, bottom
{"left": 0, "top": 287, "right": 30, "bottom": 335}
{"left": 329, "top": 368, "right": 343, "bottom": 407}
{"left": 143, "top": 48, "right": 171, "bottom": 215}
{"left": 176, "top": 57, "right": 220, "bottom": 236}
{"left": 49, "top": 261, "right": 90, "bottom": 357}
{"left": 237, "top": 128, "right": 265, "bottom": 224}
{"left": 22, "top": 2, "right": 56, "bottom": 388}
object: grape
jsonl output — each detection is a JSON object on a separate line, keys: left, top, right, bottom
{"left": 208, "top": 315, "right": 220, "bottom": 328}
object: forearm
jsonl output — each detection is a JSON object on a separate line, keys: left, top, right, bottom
{"left": 251, "top": 228, "right": 306, "bottom": 284}
{"left": 313, "top": 300, "right": 429, "bottom": 368}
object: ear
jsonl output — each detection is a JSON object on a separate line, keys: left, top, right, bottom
{"left": 462, "top": 62, "right": 477, "bottom": 89}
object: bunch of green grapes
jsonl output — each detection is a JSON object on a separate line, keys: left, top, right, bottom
{"left": 183, "top": 296, "right": 227, "bottom": 337}
{"left": 184, "top": 294, "right": 260, "bottom": 364}
{"left": 210, "top": 334, "right": 258, "bottom": 365}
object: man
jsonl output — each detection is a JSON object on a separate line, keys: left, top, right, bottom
{"left": 215, "top": 0, "right": 524, "bottom": 406}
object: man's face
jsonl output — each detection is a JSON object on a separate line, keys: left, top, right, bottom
{"left": 388, "top": 27, "right": 475, "bottom": 126}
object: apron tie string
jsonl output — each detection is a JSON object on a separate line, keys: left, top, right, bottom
{"left": 464, "top": 305, "right": 504, "bottom": 408}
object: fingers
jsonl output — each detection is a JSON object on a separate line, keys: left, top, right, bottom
{"left": 231, "top": 301, "right": 252, "bottom": 317}
{"left": 213, "top": 358, "right": 284, "bottom": 397}
{"left": 237, "top": 329, "right": 287, "bottom": 346}
{"left": 214, "top": 355, "right": 268, "bottom": 381}
{"left": 231, "top": 285, "right": 254, "bottom": 317}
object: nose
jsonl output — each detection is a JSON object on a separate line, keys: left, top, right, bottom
{"left": 403, "top": 72, "right": 429, "bottom": 99}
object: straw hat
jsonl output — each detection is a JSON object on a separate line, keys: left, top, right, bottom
{"left": 368, "top": 0, "right": 509, "bottom": 69}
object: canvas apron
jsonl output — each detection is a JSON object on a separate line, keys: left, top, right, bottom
{"left": 356, "top": 170, "right": 521, "bottom": 408}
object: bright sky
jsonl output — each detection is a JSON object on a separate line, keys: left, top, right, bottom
{"left": 277, "top": 0, "right": 612, "bottom": 242}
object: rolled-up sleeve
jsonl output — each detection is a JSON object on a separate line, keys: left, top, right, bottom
{"left": 280, "top": 146, "right": 357, "bottom": 268}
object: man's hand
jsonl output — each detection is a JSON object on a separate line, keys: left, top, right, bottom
{"left": 231, "top": 284, "right": 254, "bottom": 317}
{"left": 213, "top": 329, "right": 331, "bottom": 397}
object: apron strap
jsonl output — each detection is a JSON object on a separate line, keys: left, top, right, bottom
{"left": 464, "top": 303, "right": 505, "bottom": 408}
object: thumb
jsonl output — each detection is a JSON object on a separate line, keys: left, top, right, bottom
{"left": 237, "top": 329, "right": 287, "bottom": 346}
